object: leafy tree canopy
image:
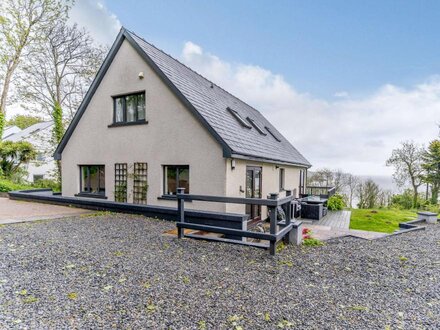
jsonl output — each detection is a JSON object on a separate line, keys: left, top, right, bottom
{"left": 0, "top": 140, "right": 36, "bottom": 178}
{"left": 7, "top": 114, "right": 43, "bottom": 129}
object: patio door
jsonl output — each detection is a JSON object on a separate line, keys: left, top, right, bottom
{"left": 246, "top": 166, "right": 262, "bottom": 220}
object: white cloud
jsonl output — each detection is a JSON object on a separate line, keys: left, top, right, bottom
{"left": 181, "top": 41, "right": 440, "bottom": 176}
{"left": 69, "top": 0, "right": 121, "bottom": 45}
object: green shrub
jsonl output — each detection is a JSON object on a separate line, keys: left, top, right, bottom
{"left": 32, "top": 179, "right": 61, "bottom": 192}
{"left": 303, "top": 237, "right": 324, "bottom": 247}
{"left": 327, "top": 194, "right": 345, "bottom": 210}
{"left": 0, "top": 179, "right": 30, "bottom": 192}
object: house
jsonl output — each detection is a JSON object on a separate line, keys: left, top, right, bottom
{"left": 54, "top": 27, "right": 311, "bottom": 218}
{"left": 3, "top": 121, "right": 56, "bottom": 182}
{"left": 2, "top": 125, "right": 21, "bottom": 140}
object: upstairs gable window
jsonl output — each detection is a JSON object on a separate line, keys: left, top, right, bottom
{"left": 113, "top": 92, "right": 146, "bottom": 124}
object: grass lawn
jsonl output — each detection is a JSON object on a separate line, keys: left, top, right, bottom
{"left": 349, "top": 208, "right": 417, "bottom": 233}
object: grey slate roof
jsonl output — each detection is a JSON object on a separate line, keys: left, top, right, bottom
{"left": 55, "top": 28, "right": 311, "bottom": 167}
{"left": 127, "top": 30, "right": 310, "bottom": 167}
{"left": 4, "top": 121, "right": 53, "bottom": 142}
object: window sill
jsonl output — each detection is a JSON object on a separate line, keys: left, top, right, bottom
{"left": 75, "top": 193, "right": 108, "bottom": 199}
{"left": 158, "top": 195, "right": 192, "bottom": 202}
{"left": 108, "top": 120, "right": 148, "bottom": 128}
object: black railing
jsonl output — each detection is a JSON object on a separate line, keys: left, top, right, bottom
{"left": 303, "top": 186, "right": 336, "bottom": 198}
{"left": 176, "top": 188, "right": 295, "bottom": 255}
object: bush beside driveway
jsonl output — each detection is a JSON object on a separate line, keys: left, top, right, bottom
{"left": 0, "top": 213, "right": 439, "bottom": 329}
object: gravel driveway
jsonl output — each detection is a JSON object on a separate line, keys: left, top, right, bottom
{"left": 0, "top": 213, "right": 439, "bottom": 329}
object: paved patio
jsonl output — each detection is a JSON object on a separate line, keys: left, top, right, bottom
{"left": 302, "top": 210, "right": 388, "bottom": 240}
{"left": 0, "top": 198, "right": 91, "bottom": 224}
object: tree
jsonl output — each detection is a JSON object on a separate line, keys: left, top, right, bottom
{"left": 0, "top": 140, "right": 36, "bottom": 178}
{"left": 344, "top": 173, "right": 360, "bottom": 208}
{"left": 17, "top": 19, "right": 106, "bottom": 181}
{"left": 386, "top": 141, "right": 424, "bottom": 208}
{"left": 357, "top": 179, "right": 381, "bottom": 209}
{"left": 422, "top": 140, "right": 440, "bottom": 204}
{"left": 0, "top": 0, "right": 67, "bottom": 138}
{"left": 19, "top": 20, "right": 105, "bottom": 122}
{"left": 7, "top": 114, "right": 43, "bottom": 129}
{"left": 332, "top": 169, "right": 347, "bottom": 193}
{"left": 308, "top": 168, "right": 334, "bottom": 186}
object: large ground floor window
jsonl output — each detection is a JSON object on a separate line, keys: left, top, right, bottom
{"left": 80, "top": 165, "right": 105, "bottom": 196}
{"left": 163, "top": 165, "right": 189, "bottom": 195}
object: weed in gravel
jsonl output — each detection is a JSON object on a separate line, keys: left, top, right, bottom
{"left": 182, "top": 276, "right": 190, "bottom": 284}
{"left": 276, "top": 241, "right": 286, "bottom": 253}
{"left": 227, "top": 314, "right": 244, "bottom": 328}
{"left": 146, "top": 303, "right": 156, "bottom": 313}
{"left": 278, "top": 260, "right": 293, "bottom": 267}
{"left": 142, "top": 281, "right": 151, "bottom": 289}
{"left": 197, "top": 320, "right": 207, "bottom": 330}
{"left": 18, "top": 289, "right": 27, "bottom": 296}
{"left": 348, "top": 305, "right": 368, "bottom": 312}
{"left": 64, "top": 264, "right": 76, "bottom": 270}
{"left": 399, "top": 256, "right": 408, "bottom": 262}
{"left": 113, "top": 251, "right": 124, "bottom": 257}
{"left": 81, "top": 211, "right": 114, "bottom": 218}
{"left": 67, "top": 292, "right": 77, "bottom": 300}
{"left": 277, "top": 319, "right": 294, "bottom": 328}
{"left": 102, "top": 285, "right": 113, "bottom": 292}
{"left": 22, "top": 296, "right": 38, "bottom": 304}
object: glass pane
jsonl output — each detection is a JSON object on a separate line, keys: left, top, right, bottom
{"left": 115, "top": 98, "right": 124, "bottom": 122}
{"left": 246, "top": 170, "right": 253, "bottom": 198}
{"left": 178, "top": 167, "right": 189, "bottom": 193}
{"left": 126, "top": 95, "right": 136, "bottom": 122}
{"left": 89, "top": 166, "right": 100, "bottom": 194}
{"left": 254, "top": 170, "right": 261, "bottom": 198}
{"left": 99, "top": 166, "right": 105, "bottom": 193}
{"left": 81, "top": 167, "right": 89, "bottom": 192}
{"left": 137, "top": 94, "right": 145, "bottom": 121}
{"left": 166, "top": 167, "right": 177, "bottom": 195}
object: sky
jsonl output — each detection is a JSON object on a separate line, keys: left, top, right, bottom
{"left": 60, "top": 1, "right": 440, "bottom": 176}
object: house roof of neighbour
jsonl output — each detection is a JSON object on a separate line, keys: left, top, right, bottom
{"left": 4, "top": 121, "right": 53, "bottom": 142}
{"left": 2, "top": 126, "right": 21, "bottom": 140}
{"left": 54, "top": 28, "right": 311, "bottom": 167}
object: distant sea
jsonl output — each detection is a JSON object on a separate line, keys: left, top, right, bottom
{"left": 360, "top": 175, "right": 399, "bottom": 193}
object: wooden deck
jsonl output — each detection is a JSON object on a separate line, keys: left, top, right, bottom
{"left": 303, "top": 210, "right": 388, "bottom": 240}
{"left": 302, "top": 210, "right": 351, "bottom": 229}
{"left": 317, "top": 210, "right": 351, "bottom": 229}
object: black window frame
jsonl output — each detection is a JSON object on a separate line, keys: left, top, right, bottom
{"left": 163, "top": 165, "right": 190, "bottom": 196}
{"left": 78, "top": 165, "right": 106, "bottom": 198}
{"left": 279, "top": 168, "right": 285, "bottom": 192}
{"left": 110, "top": 91, "right": 147, "bottom": 127}
{"left": 265, "top": 126, "right": 281, "bottom": 142}
{"left": 246, "top": 117, "right": 267, "bottom": 135}
{"left": 227, "top": 107, "right": 252, "bottom": 129}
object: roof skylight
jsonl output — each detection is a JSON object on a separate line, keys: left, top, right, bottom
{"left": 227, "top": 107, "right": 252, "bottom": 129}
{"left": 265, "top": 126, "right": 281, "bottom": 142}
{"left": 246, "top": 117, "right": 267, "bottom": 135}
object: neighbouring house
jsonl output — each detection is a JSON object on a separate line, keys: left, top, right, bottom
{"left": 54, "top": 27, "right": 311, "bottom": 218}
{"left": 2, "top": 125, "right": 21, "bottom": 140}
{"left": 3, "top": 121, "right": 56, "bottom": 183}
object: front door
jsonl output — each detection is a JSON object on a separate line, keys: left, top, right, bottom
{"left": 246, "top": 166, "right": 262, "bottom": 220}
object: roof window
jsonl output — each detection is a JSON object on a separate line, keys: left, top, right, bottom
{"left": 246, "top": 117, "right": 267, "bottom": 135}
{"left": 227, "top": 107, "right": 252, "bottom": 129}
{"left": 265, "top": 126, "right": 281, "bottom": 142}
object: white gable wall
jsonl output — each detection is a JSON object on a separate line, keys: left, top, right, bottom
{"left": 61, "top": 39, "right": 226, "bottom": 212}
